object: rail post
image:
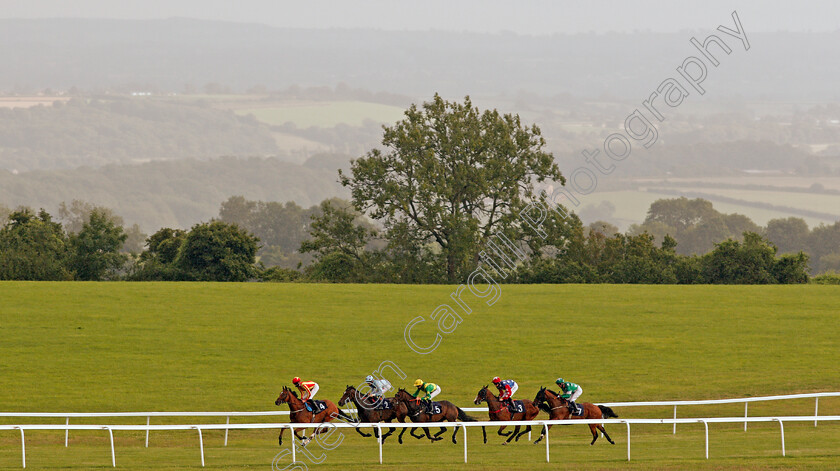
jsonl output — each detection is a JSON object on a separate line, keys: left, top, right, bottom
{"left": 543, "top": 422, "right": 550, "bottom": 462}
{"left": 377, "top": 424, "right": 383, "bottom": 464}
{"left": 103, "top": 427, "right": 116, "bottom": 467}
{"left": 700, "top": 420, "right": 709, "bottom": 459}
{"left": 14, "top": 427, "right": 25, "bottom": 469}
{"left": 145, "top": 416, "right": 150, "bottom": 447}
{"left": 775, "top": 418, "right": 786, "bottom": 456}
{"left": 744, "top": 402, "right": 748, "bottom": 431}
{"left": 224, "top": 416, "right": 230, "bottom": 446}
{"left": 815, "top": 397, "right": 819, "bottom": 427}
{"left": 463, "top": 423, "right": 468, "bottom": 463}
{"left": 290, "top": 426, "right": 296, "bottom": 464}
{"left": 673, "top": 405, "right": 677, "bottom": 434}
{"left": 65, "top": 417, "right": 69, "bottom": 447}
{"left": 625, "top": 422, "right": 631, "bottom": 461}
{"left": 193, "top": 426, "right": 205, "bottom": 467}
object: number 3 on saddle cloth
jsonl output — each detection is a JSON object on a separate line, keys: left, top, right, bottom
{"left": 507, "top": 400, "right": 525, "bottom": 414}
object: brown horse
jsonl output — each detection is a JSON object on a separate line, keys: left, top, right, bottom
{"left": 474, "top": 385, "right": 541, "bottom": 444}
{"left": 275, "top": 386, "right": 350, "bottom": 446}
{"left": 393, "top": 388, "right": 477, "bottom": 444}
{"left": 338, "top": 385, "right": 412, "bottom": 443}
{"left": 532, "top": 387, "right": 617, "bottom": 445}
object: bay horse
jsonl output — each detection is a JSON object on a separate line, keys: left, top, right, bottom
{"left": 532, "top": 387, "right": 617, "bottom": 445}
{"left": 338, "top": 385, "right": 412, "bottom": 443}
{"left": 393, "top": 388, "right": 477, "bottom": 444}
{"left": 275, "top": 386, "right": 350, "bottom": 446}
{"left": 474, "top": 385, "right": 541, "bottom": 444}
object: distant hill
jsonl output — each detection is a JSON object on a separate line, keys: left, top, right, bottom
{"left": 0, "top": 97, "right": 279, "bottom": 171}
{"left": 0, "top": 156, "right": 347, "bottom": 232}
{"left": 2, "top": 19, "right": 840, "bottom": 100}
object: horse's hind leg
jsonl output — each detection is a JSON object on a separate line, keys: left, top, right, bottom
{"left": 515, "top": 425, "right": 531, "bottom": 442}
{"left": 504, "top": 426, "right": 520, "bottom": 444}
{"left": 433, "top": 426, "right": 446, "bottom": 438}
{"left": 451, "top": 425, "right": 459, "bottom": 444}
{"left": 354, "top": 427, "right": 371, "bottom": 438}
{"left": 589, "top": 424, "right": 598, "bottom": 445}
{"left": 598, "top": 425, "right": 615, "bottom": 444}
{"left": 482, "top": 426, "right": 487, "bottom": 444}
{"left": 497, "top": 425, "right": 511, "bottom": 437}
{"left": 278, "top": 428, "right": 285, "bottom": 446}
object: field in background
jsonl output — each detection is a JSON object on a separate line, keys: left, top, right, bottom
{"left": 1, "top": 282, "right": 838, "bottom": 469}
{"left": 233, "top": 101, "right": 405, "bottom": 128}
{"left": 585, "top": 176, "right": 840, "bottom": 229}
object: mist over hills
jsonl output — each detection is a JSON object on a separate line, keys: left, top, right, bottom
{"left": 2, "top": 18, "right": 840, "bottom": 100}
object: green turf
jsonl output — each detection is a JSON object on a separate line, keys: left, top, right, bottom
{"left": 234, "top": 101, "right": 405, "bottom": 127}
{"left": 1, "top": 282, "right": 839, "bottom": 469}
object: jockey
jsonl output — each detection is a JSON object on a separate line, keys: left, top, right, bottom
{"left": 555, "top": 378, "right": 582, "bottom": 414}
{"left": 411, "top": 379, "right": 441, "bottom": 413}
{"left": 292, "top": 377, "right": 319, "bottom": 412}
{"left": 493, "top": 377, "right": 518, "bottom": 408}
{"left": 364, "top": 375, "right": 392, "bottom": 408}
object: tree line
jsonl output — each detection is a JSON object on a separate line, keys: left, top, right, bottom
{"left": 2, "top": 95, "right": 838, "bottom": 284}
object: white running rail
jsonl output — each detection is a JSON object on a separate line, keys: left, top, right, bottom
{"left": 2, "top": 416, "right": 839, "bottom": 468}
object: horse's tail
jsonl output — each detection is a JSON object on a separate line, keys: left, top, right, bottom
{"left": 598, "top": 405, "right": 618, "bottom": 418}
{"left": 457, "top": 408, "right": 478, "bottom": 422}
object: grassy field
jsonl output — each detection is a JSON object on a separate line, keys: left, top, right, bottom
{"left": 1, "top": 283, "right": 839, "bottom": 469}
{"left": 234, "top": 101, "right": 405, "bottom": 128}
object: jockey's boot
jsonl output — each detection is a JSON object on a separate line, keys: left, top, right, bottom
{"left": 568, "top": 401, "right": 577, "bottom": 415}
{"left": 423, "top": 399, "right": 432, "bottom": 414}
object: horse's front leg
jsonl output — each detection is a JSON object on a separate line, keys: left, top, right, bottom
{"left": 497, "top": 425, "right": 511, "bottom": 437}
{"left": 353, "top": 426, "right": 372, "bottom": 438}
{"left": 534, "top": 424, "right": 549, "bottom": 444}
{"left": 278, "top": 427, "right": 285, "bottom": 447}
{"left": 433, "top": 426, "right": 446, "bottom": 438}
{"left": 482, "top": 426, "right": 487, "bottom": 444}
{"left": 589, "top": 424, "right": 599, "bottom": 445}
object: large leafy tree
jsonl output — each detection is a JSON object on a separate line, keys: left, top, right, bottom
{"left": 68, "top": 209, "right": 128, "bottom": 281}
{"left": 0, "top": 209, "right": 71, "bottom": 280}
{"left": 175, "top": 221, "right": 258, "bottom": 281}
{"left": 340, "top": 94, "right": 564, "bottom": 282}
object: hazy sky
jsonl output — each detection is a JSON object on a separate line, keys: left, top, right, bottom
{"left": 2, "top": 0, "right": 839, "bottom": 34}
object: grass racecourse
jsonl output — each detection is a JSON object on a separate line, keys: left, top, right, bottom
{"left": 0, "top": 283, "right": 838, "bottom": 470}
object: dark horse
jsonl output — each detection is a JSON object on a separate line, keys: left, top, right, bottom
{"left": 338, "top": 385, "right": 412, "bottom": 443}
{"left": 275, "top": 386, "right": 352, "bottom": 447}
{"left": 474, "top": 385, "right": 541, "bottom": 444}
{"left": 393, "top": 388, "right": 478, "bottom": 444}
{"left": 532, "top": 387, "right": 617, "bottom": 445}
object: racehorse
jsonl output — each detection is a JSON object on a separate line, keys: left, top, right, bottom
{"left": 274, "top": 386, "right": 350, "bottom": 446}
{"left": 532, "top": 387, "right": 617, "bottom": 445}
{"left": 393, "top": 388, "right": 477, "bottom": 444}
{"left": 474, "top": 385, "right": 540, "bottom": 444}
{"left": 338, "top": 385, "right": 412, "bottom": 443}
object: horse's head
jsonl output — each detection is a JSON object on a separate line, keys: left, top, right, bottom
{"left": 393, "top": 388, "right": 413, "bottom": 404}
{"left": 533, "top": 386, "right": 547, "bottom": 407}
{"left": 275, "top": 386, "right": 293, "bottom": 406}
{"left": 339, "top": 385, "right": 356, "bottom": 406}
{"left": 474, "top": 385, "right": 489, "bottom": 405}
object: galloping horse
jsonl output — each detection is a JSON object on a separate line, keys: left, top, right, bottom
{"left": 532, "top": 387, "right": 617, "bottom": 445}
{"left": 338, "top": 385, "right": 411, "bottom": 443}
{"left": 393, "top": 388, "right": 477, "bottom": 444}
{"left": 474, "top": 385, "right": 540, "bottom": 444}
{"left": 275, "top": 386, "right": 349, "bottom": 446}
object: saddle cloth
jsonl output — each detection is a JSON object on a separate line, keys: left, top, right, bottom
{"left": 570, "top": 402, "right": 584, "bottom": 417}
{"left": 508, "top": 400, "right": 525, "bottom": 414}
